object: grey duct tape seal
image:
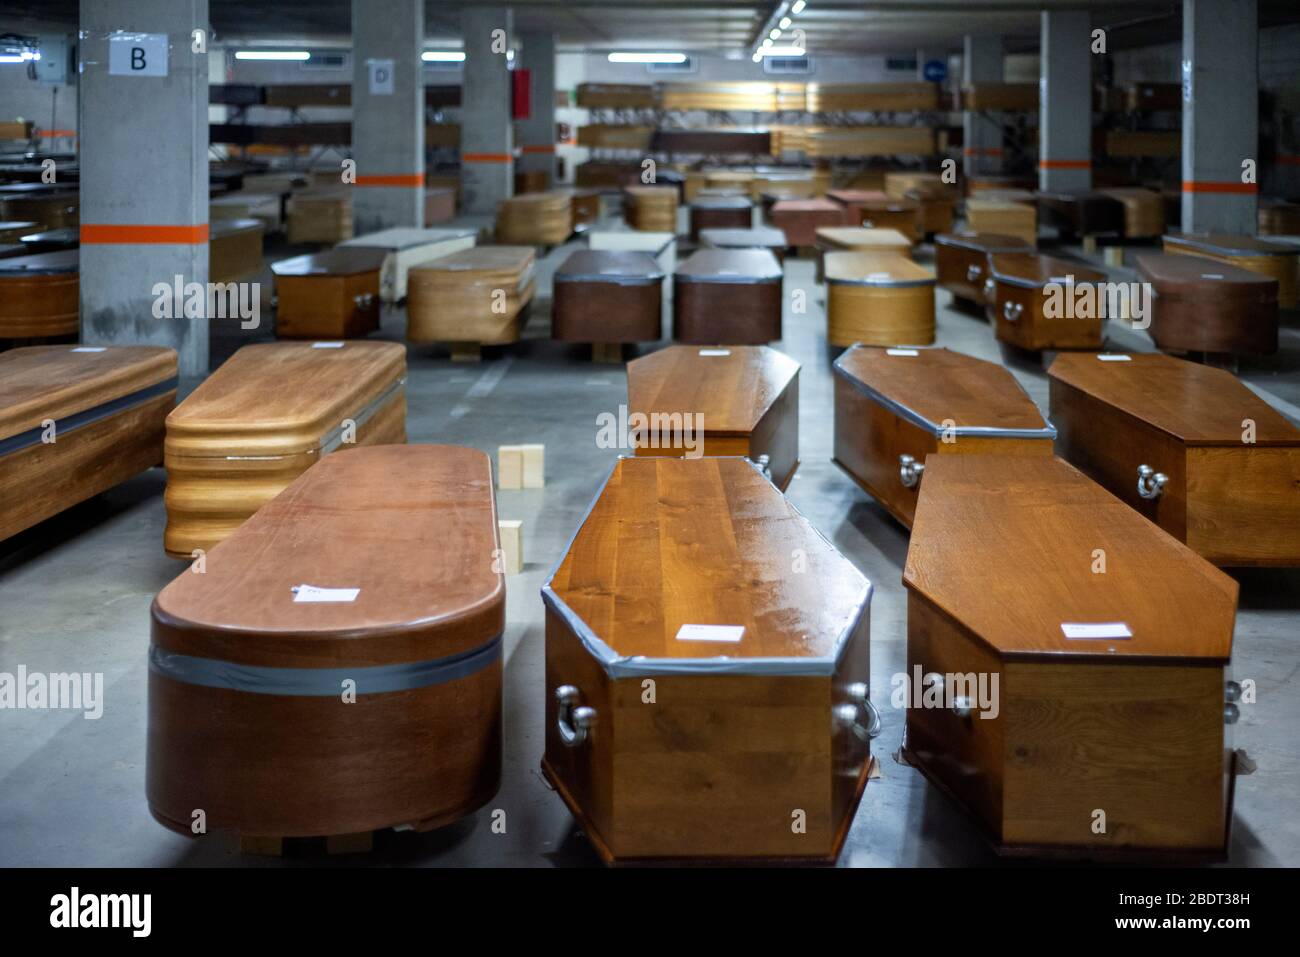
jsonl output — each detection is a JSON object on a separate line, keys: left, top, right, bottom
{"left": 148, "top": 633, "right": 501, "bottom": 696}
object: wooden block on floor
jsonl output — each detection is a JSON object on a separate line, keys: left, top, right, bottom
{"left": 239, "top": 835, "right": 284, "bottom": 856}
{"left": 520, "top": 443, "right": 545, "bottom": 488}
{"left": 498, "top": 445, "right": 523, "bottom": 490}
{"left": 325, "top": 831, "right": 374, "bottom": 855}
{"left": 1104, "top": 246, "right": 1125, "bottom": 267}
{"left": 593, "top": 342, "right": 623, "bottom": 363}
{"left": 498, "top": 520, "right": 523, "bottom": 575}
{"left": 451, "top": 342, "right": 482, "bottom": 362}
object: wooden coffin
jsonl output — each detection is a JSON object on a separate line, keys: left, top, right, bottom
{"left": 770, "top": 198, "right": 845, "bottom": 247}
{"left": 0, "top": 249, "right": 78, "bottom": 339}
{"left": 424, "top": 186, "right": 456, "bottom": 226}
{"left": 688, "top": 196, "right": 752, "bottom": 242}
{"left": 406, "top": 247, "right": 536, "bottom": 345}
{"left": 576, "top": 82, "right": 656, "bottom": 109}
{"left": 513, "top": 169, "right": 548, "bottom": 196}
{"left": 552, "top": 250, "right": 664, "bottom": 344}
{"left": 805, "top": 82, "right": 938, "bottom": 112}
{"left": 542, "top": 455, "right": 874, "bottom": 864}
{"left": 271, "top": 248, "right": 386, "bottom": 340}
{"left": 627, "top": 345, "right": 799, "bottom": 489}
{"left": 853, "top": 197, "right": 923, "bottom": 242}
{"left": 588, "top": 229, "right": 676, "bottom": 277}
{"left": 1048, "top": 352, "right": 1300, "bottom": 566}
{"left": 496, "top": 190, "right": 571, "bottom": 246}
{"left": 653, "top": 128, "right": 772, "bottom": 155}
{"left": 0, "top": 187, "right": 79, "bottom": 230}
{"left": 576, "top": 124, "right": 655, "bottom": 151}
{"left": 883, "top": 172, "right": 947, "bottom": 200}
{"left": 699, "top": 226, "right": 787, "bottom": 262}
{"left": 1162, "top": 232, "right": 1299, "bottom": 309}
{"left": 797, "top": 126, "right": 935, "bottom": 158}
{"left": 832, "top": 345, "right": 1054, "bottom": 529}
{"left": 824, "top": 189, "right": 885, "bottom": 230}
{"left": 211, "top": 192, "right": 281, "bottom": 234}
{"left": 987, "top": 253, "right": 1107, "bottom": 351}
{"left": 339, "top": 226, "right": 476, "bottom": 301}
{"left": 1105, "top": 129, "right": 1179, "bottom": 159}
{"left": 163, "top": 341, "right": 407, "bottom": 557}
{"left": 960, "top": 82, "right": 1038, "bottom": 112}
{"left": 623, "top": 185, "right": 678, "bottom": 234}
{"left": 1258, "top": 200, "right": 1300, "bottom": 236}
{"left": 814, "top": 226, "right": 912, "bottom": 282}
{"left": 934, "top": 232, "right": 1032, "bottom": 305}
{"left": 1136, "top": 253, "right": 1278, "bottom": 355}
{"left": 750, "top": 175, "right": 813, "bottom": 203}
{"left": 965, "top": 198, "right": 1037, "bottom": 246}
{"left": 906, "top": 189, "right": 956, "bottom": 236}
{"left": 903, "top": 453, "right": 1238, "bottom": 860}
{"left": 567, "top": 188, "right": 602, "bottom": 230}
{"left": 0, "top": 346, "right": 176, "bottom": 541}
{"left": 209, "top": 218, "right": 264, "bottom": 285}
{"left": 0, "top": 220, "right": 40, "bottom": 242}
{"left": 1124, "top": 82, "right": 1181, "bottom": 112}
{"left": 1035, "top": 190, "right": 1126, "bottom": 237}
{"left": 673, "top": 249, "right": 782, "bottom": 345}
{"left": 148, "top": 445, "right": 503, "bottom": 842}
{"left": 16, "top": 227, "right": 78, "bottom": 254}
{"left": 824, "top": 252, "right": 935, "bottom": 348}
{"left": 286, "top": 189, "right": 353, "bottom": 244}
{"left": 1097, "top": 187, "right": 1165, "bottom": 239}
{"left": 576, "top": 160, "right": 641, "bottom": 190}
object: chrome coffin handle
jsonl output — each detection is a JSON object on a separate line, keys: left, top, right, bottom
{"left": 924, "top": 672, "right": 973, "bottom": 719}
{"left": 899, "top": 454, "right": 924, "bottom": 488}
{"left": 1002, "top": 300, "right": 1023, "bottom": 322}
{"left": 555, "top": 685, "right": 596, "bottom": 748}
{"left": 966, "top": 263, "right": 982, "bottom": 282}
{"left": 354, "top": 292, "right": 375, "bottom": 310}
{"left": 752, "top": 453, "right": 772, "bottom": 480}
{"left": 982, "top": 277, "right": 996, "bottom": 302}
{"left": 1224, "top": 680, "right": 1242, "bottom": 725}
{"left": 834, "top": 682, "right": 882, "bottom": 741}
{"left": 1136, "top": 464, "right": 1168, "bottom": 500}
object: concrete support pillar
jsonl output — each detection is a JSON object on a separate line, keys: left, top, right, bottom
{"left": 351, "top": 0, "right": 424, "bottom": 233}
{"left": 1039, "top": 10, "right": 1093, "bottom": 191}
{"left": 963, "top": 35, "right": 1003, "bottom": 179}
{"left": 517, "top": 32, "right": 556, "bottom": 190}
{"left": 1182, "top": 0, "right": 1258, "bottom": 233}
{"left": 78, "top": 0, "right": 209, "bottom": 377}
{"left": 461, "top": 6, "right": 513, "bottom": 214}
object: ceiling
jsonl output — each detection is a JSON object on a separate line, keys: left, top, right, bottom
{"left": 7, "top": 0, "right": 1300, "bottom": 55}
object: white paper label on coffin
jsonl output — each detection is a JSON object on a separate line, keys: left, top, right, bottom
{"left": 293, "top": 584, "right": 361, "bottom": 603}
{"left": 886, "top": 348, "right": 919, "bottom": 356}
{"left": 312, "top": 341, "right": 345, "bottom": 349}
{"left": 675, "top": 624, "right": 745, "bottom": 643}
{"left": 1096, "top": 354, "right": 1131, "bottom": 362}
{"left": 1061, "top": 622, "right": 1133, "bottom": 640}
{"left": 71, "top": 347, "right": 106, "bottom": 353}
{"left": 698, "top": 348, "right": 731, "bottom": 356}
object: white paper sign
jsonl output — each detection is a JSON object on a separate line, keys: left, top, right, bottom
{"left": 109, "top": 33, "right": 168, "bottom": 77}
{"left": 368, "top": 58, "right": 395, "bottom": 95}
{"left": 71, "top": 347, "right": 106, "bottom": 352}
{"left": 698, "top": 348, "right": 731, "bottom": 356}
{"left": 1061, "top": 622, "right": 1133, "bottom": 640}
{"left": 1097, "top": 354, "right": 1131, "bottom": 361}
{"left": 675, "top": 624, "right": 744, "bottom": 643}
{"left": 886, "top": 348, "right": 919, "bottom": 356}
{"left": 312, "top": 341, "right": 345, "bottom": 348}
{"left": 293, "top": 584, "right": 360, "bottom": 603}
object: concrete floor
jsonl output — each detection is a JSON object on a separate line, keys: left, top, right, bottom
{"left": 2, "top": 213, "right": 1298, "bottom": 867}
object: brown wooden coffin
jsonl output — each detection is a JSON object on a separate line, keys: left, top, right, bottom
{"left": 688, "top": 195, "right": 752, "bottom": 241}
{"left": 1258, "top": 200, "right": 1300, "bottom": 236}
{"left": 824, "top": 252, "right": 935, "bottom": 348}
{"left": 1035, "top": 190, "right": 1126, "bottom": 236}
{"left": 853, "top": 197, "right": 923, "bottom": 243}
{"left": 825, "top": 189, "right": 886, "bottom": 230}
{"left": 496, "top": 190, "right": 571, "bottom": 245}
{"left": 0, "top": 249, "right": 78, "bottom": 339}
{"left": 623, "top": 185, "right": 678, "bottom": 233}
{"left": 770, "top": 198, "right": 845, "bottom": 247}
{"left": 576, "top": 82, "right": 656, "bottom": 109}
{"left": 163, "top": 341, "right": 407, "bottom": 558}
{"left": 406, "top": 247, "right": 536, "bottom": 344}
{"left": 568, "top": 188, "right": 602, "bottom": 230}
{"left": 833, "top": 345, "right": 1054, "bottom": 529}
{"left": 905, "top": 189, "right": 956, "bottom": 236}
{"left": 1097, "top": 187, "right": 1165, "bottom": 238}
{"left": 552, "top": 250, "right": 664, "bottom": 344}
{"left": 16, "top": 227, "right": 78, "bottom": 253}
{"left": 1135, "top": 253, "right": 1278, "bottom": 355}
{"left": 1049, "top": 352, "right": 1300, "bottom": 566}
{"left": 0, "top": 345, "right": 176, "bottom": 541}
{"left": 0, "top": 187, "right": 79, "bottom": 229}
{"left": 0, "top": 221, "right": 40, "bottom": 242}
{"left": 542, "top": 455, "right": 874, "bottom": 864}
{"left": 965, "top": 198, "right": 1037, "bottom": 246}
{"left": 987, "top": 253, "right": 1107, "bottom": 351}
{"left": 903, "top": 453, "right": 1238, "bottom": 860}
{"left": 934, "top": 232, "right": 1032, "bottom": 305}
{"left": 1163, "top": 232, "right": 1299, "bottom": 309}
{"left": 588, "top": 229, "right": 676, "bottom": 277}
{"left": 627, "top": 344, "right": 799, "bottom": 489}
{"left": 209, "top": 218, "right": 264, "bottom": 285}
{"left": 148, "top": 444, "right": 502, "bottom": 842}
{"left": 698, "top": 226, "right": 787, "bottom": 261}
{"left": 673, "top": 249, "right": 782, "bottom": 344}
{"left": 286, "top": 189, "right": 353, "bottom": 244}
{"left": 271, "top": 247, "right": 385, "bottom": 340}
{"left": 813, "top": 226, "right": 911, "bottom": 282}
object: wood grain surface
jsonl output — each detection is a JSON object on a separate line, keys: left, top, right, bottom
{"left": 824, "top": 252, "right": 935, "bottom": 347}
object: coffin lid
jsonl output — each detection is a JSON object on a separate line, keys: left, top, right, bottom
{"left": 623, "top": 185, "right": 677, "bottom": 202}
{"left": 833, "top": 345, "right": 1054, "bottom": 438}
{"left": 410, "top": 246, "right": 535, "bottom": 291}
{"left": 691, "top": 195, "right": 751, "bottom": 210}
{"left": 152, "top": 445, "right": 504, "bottom": 669}
{"left": 772, "top": 198, "right": 842, "bottom": 213}
{"left": 627, "top": 344, "right": 798, "bottom": 437}
{"left": 554, "top": 249, "right": 664, "bottom": 284}
{"left": 587, "top": 230, "right": 674, "bottom": 257}
{"left": 1135, "top": 252, "right": 1277, "bottom": 299}
{"left": 1034, "top": 189, "right": 1123, "bottom": 206}
{"left": 816, "top": 227, "right": 912, "bottom": 251}
{"left": 165, "top": 341, "right": 406, "bottom": 458}
{"left": 0, "top": 345, "right": 178, "bottom": 444}
{"left": 989, "top": 252, "right": 1106, "bottom": 288}
{"left": 339, "top": 226, "right": 476, "bottom": 252}
{"left": 699, "top": 226, "right": 787, "bottom": 249}
{"left": 211, "top": 191, "right": 279, "bottom": 208}
{"left": 675, "top": 248, "right": 782, "bottom": 283}
{"left": 826, "top": 189, "right": 887, "bottom": 203}
{"left": 0, "top": 249, "right": 77, "bottom": 275}
{"left": 19, "top": 227, "right": 79, "bottom": 245}
{"left": 824, "top": 251, "right": 933, "bottom": 288}
{"left": 1048, "top": 352, "right": 1300, "bottom": 447}
{"left": 501, "top": 190, "right": 570, "bottom": 210}
{"left": 209, "top": 218, "right": 264, "bottom": 240}
{"left": 904, "top": 454, "right": 1237, "bottom": 662}
{"left": 1164, "top": 231, "right": 1297, "bottom": 258}
{"left": 0, "top": 220, "right": 40, "bottom": 234}
{"left": 544, "top": 456, "right": 871, "bottom": 677}
{"left": 934, "top": 231, "right": 1032, "bottom": 254}
{"left": 967, "top": 195, "right": 1035, "bottom": 209}
{"left": 270, "top": 246, "right": 388, "bottom": 277}
{"left": 857, "top": 197, "right": 920, "bottom": 212}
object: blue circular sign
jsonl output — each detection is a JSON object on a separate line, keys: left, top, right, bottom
{"left": 923, "top": 59, "right": 947, "bottom": 83}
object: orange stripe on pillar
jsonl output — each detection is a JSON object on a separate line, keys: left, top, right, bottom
{"left": 80, "top": 224, "right": 210, "bottom": 244}
{"left": 462, "top": 153, "right": 512, "bottom": 163}
{"left": 521, "top": 144, "right": 556, "bottom": 154}
{"left": 354, "top": 173, "right": 425, "bottom": 187}
{"left": 1181, "top": 181, "right": 1259, "bottom": 194}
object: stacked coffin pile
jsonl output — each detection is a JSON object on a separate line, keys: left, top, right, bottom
{"left": 407, "top": 247, "right": 536, "bottom": 347}
{"left": 623, "top": 185, "right": 678, "bottom": 233}
{"left": 496, "top": 191, "right": 572, "bottom": 246}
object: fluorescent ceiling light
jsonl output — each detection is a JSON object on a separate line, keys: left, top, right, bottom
{"left": 0, "top": 55, "right": 24, "bottom": 63}
{"left": 422, "top": 51, "right": 466, "bottom": 62}
{"left": 608, "top": 52, "right": 686, "bottom": 64}
{"left": 752, "top": 52, "right": 762, "bottom": 62}
{"left": 757, "top": 46, "right": 806, "bottom": 57}
{"left": 762, "top": 38, "right": 774, "bottom": 48}
{"left": 769, "top": 28, "right": 781, "bottom": 40}
{"left": 235, "top": 50, "right": 310, "bottom": 60}
{"left": 792, "top": 0, "right": 807, "bottom": 13}
{"left": 780, "top": 17, "right": 792, "bottom": 29}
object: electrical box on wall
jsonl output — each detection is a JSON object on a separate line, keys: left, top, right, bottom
{"left": 37, "top": 34, "right": 73, "bottom": 85}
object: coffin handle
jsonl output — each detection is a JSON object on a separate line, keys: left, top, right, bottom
{"left": 982, "top": 277, "right": 996, "bottom": 302}
{"left": 835, "top": 682, "right": 882, "bottom": 741}
{"left": 555, "top": 685, "right": 596, "bottom": 748}
{"left": 354, "top": 293, "right": 375, "bottom": 311}
{"left": 752, "top": 453, "right": 772, "bottom": 481}
{"left": 899, "top": 454, "right": 924, "bottom": 488}
{"left": 966, "top": 263, "right": 982, "bottom": 282}
{"left": 1002, "top": 300, "right": 1023, "bottom": 322}
{"left": 1136, "top": 464, "right": 1168, "bottom": 500}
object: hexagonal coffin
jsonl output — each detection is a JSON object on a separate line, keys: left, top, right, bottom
{"left": 542, "top": 456, "right": 874, "bottom": 864}
{"left": 903, "top": 454, "right": 1239, "bottom": 860}
{"left": 627, "top": 345, "right": 799, "bottom": 490}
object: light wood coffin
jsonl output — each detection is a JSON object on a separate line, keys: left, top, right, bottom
{"left": 588, "top": 229, "right": 676, "bottom": 277}
{"left": 824, "top": 252, "right": 935, "bottom": 348}
{"left": 1258, "top": 200, "right": 1300, "bottom": 236}
{"left": 406, "top": 247, "right": 536, "bottom": 345}
{"left": 148, "top": 444, "right": 503, "bottom": 841}
{"left": 552, "top": 250, "right": 664, "bottom": 344}
{"left": 1048, "top": 351, "right": 1300, "bottom": 566}
{"left": 832, "top": 345, "right": 1055, "bottom": 529}
{"left": 623, "top": 186, "right": 678, "bottom": 234}
{"left": 771, "top": 199, "right": 846, "bottom": 247}
{"left": 965, "top": 199, "right": 1037, "bottom": 246}
{"left": 0, "top": 249, "right": 78, "bottom": 339}
{"left": 1162, "top": 232, "right": 1299, "bottom": 309}
{"left": 271, "top": 247, "right": 386, "bottom": 340}
{"left": 0, "top": 346, "right": 177, "bottom": 541}
{"left": 210, "top": 192, "right": 281, "bottom": 233}
{"left": 934, "top": 232, "right": 1032, "bottom": 304}
{"left": 542, "top": 455, "right": 874, "bottom": 864}
{"left": 987, "top": 253, "right": 1107, "bottom": 351}
{"left": 163, "top": 341, "right": 407, "bottom": 558}
{"left": 286, "top": 190, "right": 353, "bottom": 244}
{"left": 209, "top": 218, "right": 265, "bottom": 285}
{"left": 627, "top": 344, "right": 799, "bottom": 490}
{"left": 673, "top": 249, "right": 783, "bottom": 345}
{"left": 339, "top": 227, "right": 477, "bottom": 301}
{"left": 496, "top": 191, "right": 572, "bottom": 246}
{"left": 814, "top": 227, "right": 911, "bottom": 283}
{"left": 1097, "top": 187, "right": 1165, "bottom": 239}
{"left": 1136, "top": 253, "right": 1278, "bottom": 356}
{"left": 903, "top": 454, "right": 1239, "bottom": 860}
